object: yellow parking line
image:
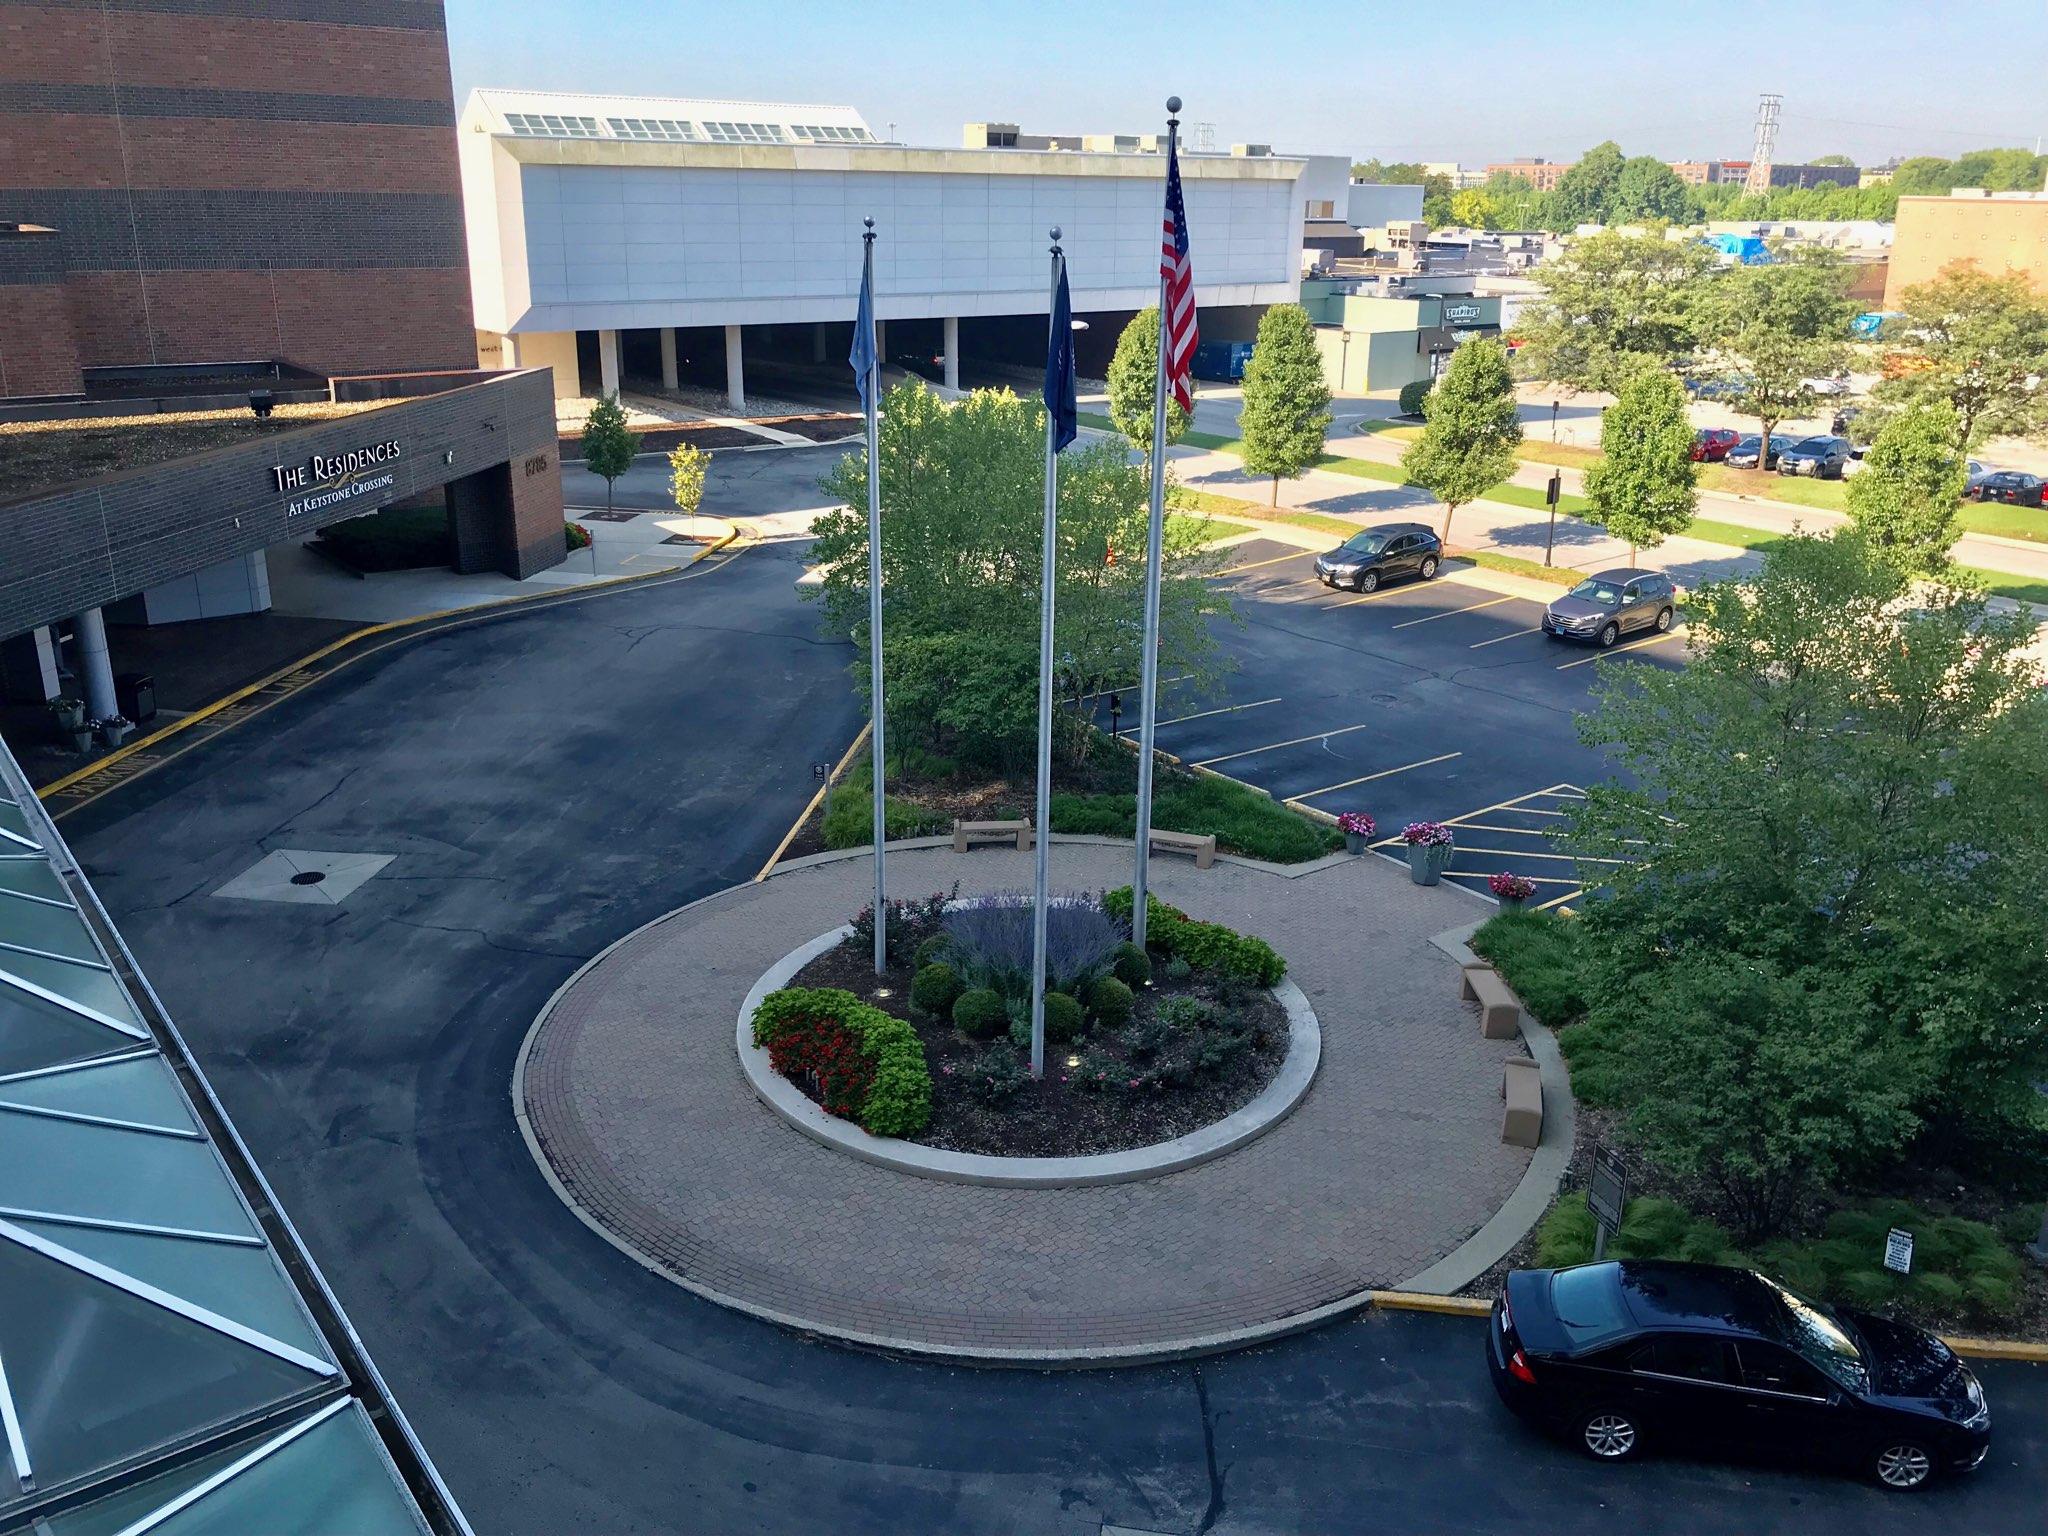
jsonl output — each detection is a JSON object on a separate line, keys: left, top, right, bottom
{"left": 1214, "top": 549, "right": 1313, "bottom": 578}
{"left": 1451, "top": 848, "right": 1628, "bottom": 863}
{"left": 1535, "top": 889, "right": 1583, "bottom": 911}
{"left": 1469, "top": 625, "right": 1543, "bottom": 649}
{"left": 1193, "top": 721, "right": 1377, "bottom": 767}
{"left": 1154, "top": 696, "right": 1281, "bottom": 728}
{"left": 1446, "top": 871, "right": 1582, "bottom": 885}
{"left": 1285, "top": 751, "right": 1462, "bottom": 802}
{"left": 1555, "top": 629, "right": 1687, "bottom": 670}
{"left": 1451, "top": 821, "right": 1574, "bottom": 834}
{"left": 1390, "top": 594, "right": 1520, "bottom": 630}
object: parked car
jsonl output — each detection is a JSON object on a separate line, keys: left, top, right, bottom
{"left": 1803, "top": 373, "right": 1852, "bottom": 396}
{"left": 1312, "top": 523, "right": 1442, "bottom": 593}
{"left": 1971, "top": 470, "right": 2046, "bottom": 507}
{"left": 1725, "top": 433, "right": 1794, "bottom": 470}
{"left": 1542, "top": 568, "right": 1676, "bottom": 648}
{"left": 1487, "top": 1260, "right": 1992, "bottom": 1490}
{"left": 1690, "top": 427, "right": 1740, "bottom": 462}
{"left": 1684, "top": 374, "right": 1749, "bottom": 401}
{"left": 1964, "top": 460, "right": 1994, "bottom": 493}
{"left": 1778, "top": 435, "right": 1854, "bottom": 479}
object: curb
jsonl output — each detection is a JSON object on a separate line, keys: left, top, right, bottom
{"left": 733, "top": 921, "right": 1321, "bottom": 1188}
{"left": 752, "top": 722, "right": 869, "bottom": 881}
{"left": 39, "top": 522, "right": 743, "bottom": 815}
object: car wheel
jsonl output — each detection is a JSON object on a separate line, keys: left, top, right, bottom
{"left": 1419, "top": 555, "right": 1440, "bottom": 580}
{"left": 1654, "top": 607, "right": 1674, "bottom": 633}
{"left": 1357, "top": 570, "right": 1381, "bottom": 593}
{"left": 1872, "top": 1441, "right": 1935, "bottom": 1491}
{"left": 1576, "top": 1408, "right": 1642, "bottom": 1463}
{"left": 1597, "top": 622, "right": 1620, "bottom": 648}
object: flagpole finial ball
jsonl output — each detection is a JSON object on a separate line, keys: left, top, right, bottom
{"left": 1166, "top": 95, "right": 1182, "bottom": 115}
{"left": 863, "top": 216, "right": 874, "bottom": 231}
{"left": 1049, "top": 225, "right": 1061, "bottom": 242}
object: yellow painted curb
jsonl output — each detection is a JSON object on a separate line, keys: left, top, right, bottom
{"left": 1367, "top": 1290, "right": 1495, "bottom": 1318}
{"left": 754, "top": 720, "right": 870, "bottom": 882}
{"left": 38, "top": 520, "right": 743, "bottom": 805}
{"left": 1943, "top": 1335, "right": 2048, "bottom": 1363}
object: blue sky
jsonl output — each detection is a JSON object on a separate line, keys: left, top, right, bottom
{"left": 446, "top": 0, "right": 2048, "bottom": 166}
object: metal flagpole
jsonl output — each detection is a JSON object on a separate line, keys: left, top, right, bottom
{"left": 861, "top": 217, "right": 888, "bottom": 975}
{"left": 1131, "top": 97, "right": 1181, "bottom": 955}
{"left": 1029, "top": 230, "right": 1065, "bottom": 1080}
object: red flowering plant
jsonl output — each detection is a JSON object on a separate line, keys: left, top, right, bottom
{"left": 1488, "top": 871, "right": 1537, "bottom": 902}
{"left": 766, "top": 1020, "right": 875, "bottom": 1119}
{"left": 750, "top": 986, "right": 932, "bottom": 1136}
{"left": 1402, "top": 821, "right": 1454, "bottom": 847}
{"left": 1337, "top": 811, "right": 1376, "bottom": 838}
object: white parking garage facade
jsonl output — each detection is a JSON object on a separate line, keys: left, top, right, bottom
{"left": 459, "top": 89, "right": 1305, "bottom": 407}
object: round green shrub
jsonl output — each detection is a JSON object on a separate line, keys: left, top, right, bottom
{"left": 953, "top": 987, "right": 1007, "bottom": 1038}
{"left": 1965, "top": 1272, "right": 2017, "bottom": 1321}
{"left": 910, "top": 962, "right": 962, "bottom": 1018}
{"left": 1833, "top": 1268, "right": 1900, "bottom": 1311}
{"left": 1042, "top": 990, "right": 1084, "bottom": 1043}
{"left": 1163, "top": 955, "right": 1193, "bottom": 982}
{"left": 1111, "top": 941, "right": 1152, "bottom": 988}
{"left": 1398, "top": 379, "right": 1432, "bottom": 417}
{"left": 1087, "top": 975, "right": 1135, "bottom": 1030}
{"left": 1906, "top": 1272, "right": 1965, "bottom": 1312}
{"left": 912, "top": 933, "right": 952, "bottom": 970}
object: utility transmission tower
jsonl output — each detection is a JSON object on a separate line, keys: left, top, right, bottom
{"left": 1190, "top": 121, "right": 1216, "bottom": 153}
{"left": 1744, "top": 93, "right": 1781, "bottom": 198}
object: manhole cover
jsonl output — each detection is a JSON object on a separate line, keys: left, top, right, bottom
{"left": 1372, "top": 692, "right": 1399, "bottom": 704}
{"left": 289, "top": 870, "right": 326, "bottom": 886}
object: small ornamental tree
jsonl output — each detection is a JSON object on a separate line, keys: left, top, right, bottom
{"left": 1845, "top": 401, "right": 1967, "bottom": 576}
{"left": 1107, "top": 306, "right": 1190, "bottom": 463}
{"left": 1237, "top": 304, "right": 1332, "bottom": 505}
{"left": 1400, "top": 339, "right": 1522, "bottom": 543}
{"left": 1585, "top": 370, "right": 1697, "bottom": 560}
{"left": 668, "top": 440, "right": 710, "bottom": 517}
{"left": 579, "top": 393, "right": 636, "bottom": 513}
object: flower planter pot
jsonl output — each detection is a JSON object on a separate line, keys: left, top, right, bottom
{"left": 52, "top": 703, "right": 85, "bottom": 732}
{"left": 1406, "top": 840, "right": 1451, "bottom": 885}
{"left": 1496, "top": 894, "right": 1529, "bottom": 913}
{"left": 1344, "top": 832, "right": 1368, "bottom": 855}
{"left": 97, "top": 722, "right": 128, "bottom": 748}
{"left": 67, "top": 728, "right": 95, "bottom": 754}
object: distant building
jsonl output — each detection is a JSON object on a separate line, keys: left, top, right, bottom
{"left": 1668, "top": 161, "right": 1749, "bottom": 185}
{"left": 1887, "top": 190, "right": 2048, "bottom": 304}
{"left": 1485, "top": 159, "right": 1573, "bottom": 192}
{"left": 1300, "top": 277, "right": 1502, "bottom": 392}
{"left": 1347, "top": 182, "right": 1426, "bottom": 231}
{"left": 1421, "top": 162, "right": 1489, "bottom": 190}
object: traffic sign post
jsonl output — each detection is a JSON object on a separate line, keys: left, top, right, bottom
{"left": 1544, "top": 471, "right": 1562, "bottom": 567}
{"left": 1588, "top": 1145, "right": 1628, "bottom": 1261}
{"left": 1884, "top": 1228, "right": 1915, "bottom": 1275}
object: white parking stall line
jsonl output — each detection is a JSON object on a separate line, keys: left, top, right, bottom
{"left": 1469, "top": 625, "right": 1544, "bottom": 649}
{"left": 1389, "top": 595, "right": 1521, "bottom": 630}
{"left": 1152, "top": 697, "right": 1282, "bottom": 729}
{"left": 1285, "top": 751, "right": 1463, "bottom": 803}
{"left": 1192, "top": 721, "right": 1376, "bottom": 768}
{"left": 1555, "top": 630, "right": 1687, "bottom": 670}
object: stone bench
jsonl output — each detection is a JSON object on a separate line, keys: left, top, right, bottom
{"left": 953, "top": 818, "right": 1031, "bottom": 853}
{"left": 1502, "top": 1057, "right": 1543, "bottom": 1149}
{"left": 1149, "top": 828, "right": 1216, "bottom": 869}
{"left": 1461, "top": 963, "right": 1520, "bottom": 1040}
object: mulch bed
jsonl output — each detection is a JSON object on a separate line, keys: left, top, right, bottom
{"left": 789, "top": 939, "right": 1289, "bottom": 1158}
{"left": 758, "top": 412, "right": 862, "bottom": 443}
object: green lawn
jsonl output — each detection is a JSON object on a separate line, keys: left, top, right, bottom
{"left": 1516, "top": 441, "right": 1603, "bottom": 471}
{"left": 1456, "top": 550, "right": 1582, "bottom": 587}
{"left": 1167, "top": 512, "right": 1254, "bottom": 543}
{"left": 1170, "top": 485, "right": 1355, "bottom": 539}
{"left": 1957, "top": 500, "right": 2048, "bottom": 543}
{"left": 1702, "top": 464, "right": 1849, "bottom": 511}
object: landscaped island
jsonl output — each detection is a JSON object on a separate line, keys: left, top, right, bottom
{"left": 750, "top": 886, "right": 1292, "bottom": 1158}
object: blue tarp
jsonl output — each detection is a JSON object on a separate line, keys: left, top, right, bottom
{"left": 1702, "top": 233, "right": 1770, "bottom": 265}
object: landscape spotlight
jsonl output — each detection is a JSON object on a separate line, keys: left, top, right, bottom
{"left": 248, "top": 388, "right": 274, "bottom": 419}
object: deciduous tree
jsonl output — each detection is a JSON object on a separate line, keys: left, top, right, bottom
{"left": 1844, "top": 402, "right": 1966, "bottom": 574}
{"left": 667, "top": 440, "right": 709, "bottom": 517}
{"left": 579, "top": 393, "right": 636, "bottom": 513}
{"left": 1107, "top": 307, "right": 1189, "bottom": 464}
{"left": 1694, "top": 248, "right": 1855, "bottom": 458}
{"left": 1584, "top": 370, "right": 1697, "bottom": 559}
{"left": 1400, "top": 339, "right": 1522, "bottom": 543}
{"left": 1237, "top": 304, "right": 1331, "bottom": 505}
{"left": 1874, "top": 262, "right": 2048, "bottom": 447}
{"left": 1514, "top": 230, "right": 1714, "bottom": 393}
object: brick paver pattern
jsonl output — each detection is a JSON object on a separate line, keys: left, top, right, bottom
{"left": 522, "top": 844, "right": 1531, "bottom": 1354}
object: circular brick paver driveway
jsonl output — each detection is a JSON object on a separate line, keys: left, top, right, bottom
{"left": 517, "top": 840, "right": 1532, "bottom": 1360}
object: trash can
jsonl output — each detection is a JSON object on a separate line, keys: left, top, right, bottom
{"left": 115, "top": 672, "right": 156, "bottom": 723}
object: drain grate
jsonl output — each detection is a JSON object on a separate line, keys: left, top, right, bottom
{"left": 580, "top": 510, "right": 639, "bottom": 523}
{"left": 288, "top": 870, "right": 326, "bottom": 887}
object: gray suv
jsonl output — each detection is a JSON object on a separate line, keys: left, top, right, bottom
{"left": 1543, "top": 568, "right": 1677, "bottom": 648}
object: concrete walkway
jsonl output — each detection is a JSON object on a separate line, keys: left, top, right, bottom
{"left": 517, "top": 840, "right": 1540, "bottom": 1360}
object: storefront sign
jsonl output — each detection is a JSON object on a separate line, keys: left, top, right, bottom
{"left": 270, "top": 439, "right": 403, "bottom": 517}
{"left": 1442, "top": 301, "right": 1483, "bottom": 324}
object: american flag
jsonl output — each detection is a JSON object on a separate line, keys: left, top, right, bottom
{"left": 1159, "top": 140, "right": 1197, "bottom": 413}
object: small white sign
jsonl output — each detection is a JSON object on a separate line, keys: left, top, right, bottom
{"left": 1883, "top": 1228, "right": 1914, "bottom": 1274}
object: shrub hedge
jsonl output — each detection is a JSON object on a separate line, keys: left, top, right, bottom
{"left": 1052, "top": 776, "right": 1340, "bottom": 864}
{"left": 1397, "top": 379, "right": 1432, "bottom": 417}
{"left": 952, "top": 986, "right": 1007, "bottom": 1039}
{"left": 1103, "top": 887, "right": 1286, "bottom": 986}
{"left": 1469, "top": 910, "right": 1590, "bottom": 1029}
{"left": 1110, "top": 941, "right": 1152, "bottom": 988}
{"left": 750, "top": 986, "right": 932, "bottom": 1137}
{"left": 1042, "top": 990, "right": 1084, "bottom": 1043}
{"left": 1087, "top": 975, "right": 1135, "bottom": 1030}
{"left": 910, "top": 962, "right": 962, "bottom": 1018}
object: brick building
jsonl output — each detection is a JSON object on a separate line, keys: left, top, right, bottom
{"left": 0, "top": 0, "right": 473, "bottom": 400}
{"left": 1484, "top": 159, "right": 1573, "bottom": 192}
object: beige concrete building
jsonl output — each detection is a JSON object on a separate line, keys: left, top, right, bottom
{"left": 1885, "top": 190, "right": 2048, "bottom": 304}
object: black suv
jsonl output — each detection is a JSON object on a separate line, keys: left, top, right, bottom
{"left": 1488, "top": 1260, "right": 1992, "bottom": 1490}
{"left": 1312, "top": 523, "right": 1442, "bottom": 593}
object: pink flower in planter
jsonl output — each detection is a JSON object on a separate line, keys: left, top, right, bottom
{"left": 1402, "top": 821, "right": 1454, "bottom": 847}
{"left": 1488, "top": 871, "right": 1537, "bottom": 901}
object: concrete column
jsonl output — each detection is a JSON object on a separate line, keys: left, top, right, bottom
{"left": 943, "top": 316, "right": 960, "bottom": 392}
{"left": 597, "top": 328, "right": 621, "bottom": 398}
{"left": 659, "top": 327, "right": 679, "bottom": 391}
{"left": 500, "top": 332, "right": 520, "bottom": 368}
{"left": 73, "top": 608, "right": 117, "bottom": 721}
{"left": 812, "top": 322, "right": 828, "bottom": 363}
{"left": 0, "top": 626, "right": 59, "bottom": 704}
{"left": 723, "top": 323, "right": 745, "bottom": 414}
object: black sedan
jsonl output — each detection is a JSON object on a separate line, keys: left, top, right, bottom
{"left": 1488, "top": 1260, "right": 1991, "bottom": 1490}
{"left": 1971, "top": 471, "right": 2045, "bottom": 507}
{"left": 1725, "top": 433, "right": 1793, "bottom": 470}
{"left": 1312, "top": 522, "right": 1442, "bottom": 593}
{"left": 1778, "top": 435, "right": 1854, "bottom": 479}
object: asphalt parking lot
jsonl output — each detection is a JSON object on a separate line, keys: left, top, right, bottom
{"left": 1127, "top": 538, "right": 1687, "bottom": 906}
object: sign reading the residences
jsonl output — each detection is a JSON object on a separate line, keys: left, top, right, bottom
{"left": 271, "top": 439, "right": 403, "bottom": 517}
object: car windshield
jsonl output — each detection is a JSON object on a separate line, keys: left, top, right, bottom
{"left": 1763, "top": 1276, "right": 1868, "bottom": 1392}
{"left": 1790, "top": 437, "right": 1832, "bottom": 452}
{"left": 1341, "top": 534, "right": 1385, "bottom": 554}
{"left": 1566, "top": 578, "right": 1622, "bottom": 606}
{"left": 1549, "top": 1265, "right": 1631, "bottom": 1346}
{"left": 1734, "top": 437, "right": 1760, "bottom": 449}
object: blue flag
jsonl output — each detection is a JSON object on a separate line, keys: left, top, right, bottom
{"left": 1043, "top": 253, "right": 1076, "bottom": 452}
{"left": 850, "top": 245, "right": 877, "bottom": 416}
